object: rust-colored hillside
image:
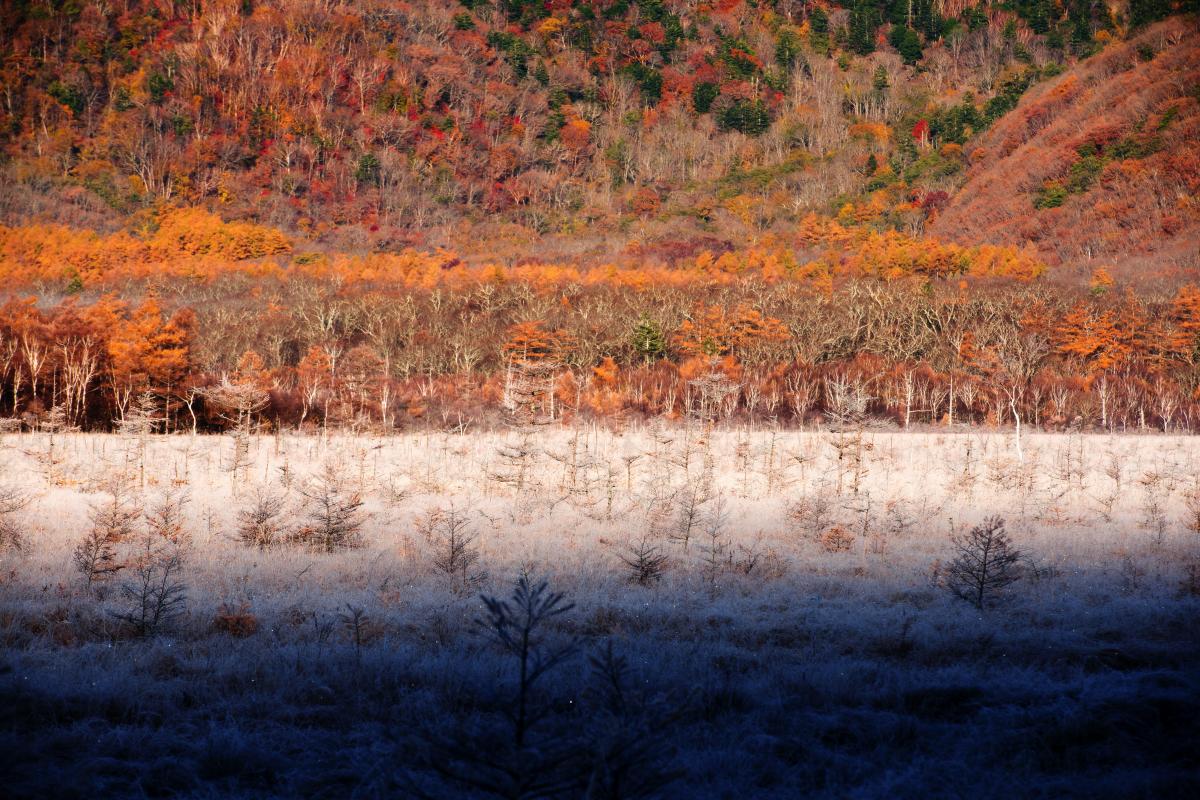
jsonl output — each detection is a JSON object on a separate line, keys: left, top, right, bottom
{"left": 932, "top": 16, "right": 1200, "bottom": 282}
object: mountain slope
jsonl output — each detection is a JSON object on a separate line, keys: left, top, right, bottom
{"left": 931, "top": 16, "right": 1200, "bottom": 281}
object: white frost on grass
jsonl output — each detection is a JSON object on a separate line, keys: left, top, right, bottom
{"left": 0, "top": 426, "right": 1197, "bottom": 798}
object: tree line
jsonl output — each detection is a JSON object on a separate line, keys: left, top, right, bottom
{"left": 2, "top": 274, "right": 1198, "bottom": 433}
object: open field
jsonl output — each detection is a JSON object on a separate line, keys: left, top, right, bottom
{"left": 1, "top": 427, "right": 1199, "bottom": 798}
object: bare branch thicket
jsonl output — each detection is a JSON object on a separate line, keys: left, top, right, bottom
{"left": 38, "top": 404, "right": 77, "bottom": 482}
{"left": 74, "top": 489, "right": 138, "bottom": 590}
{"left": 686, "top": 365, "right": 740, "bottom": 424}
{"left": 418, "top": 504, "right": 486, "bottom": 594}
{"left": 236, "top": 486, "right": 288, "bottom": 549}
{"left": 754, "top": 427, "right": 787, "bottom": 496}
{"left": 0, "top": 483, "right": 31, "bottom": 552}
{"left": 945, "top": 516, "right": 1023, "bottom": 609}
{"left": 670, "top": 480, "right": 710, "bottom": 549}
{"left": 502, "top": 357, "right": 560, "bottom": 426}
{"left": 788, "top": 481, "right": 833, "bottom": 540}
{"left": 294, "top": 464, "right": 366, "bottom": 552}
{"left": 949, "top": 439, "right": 980, "bottom": 497}
{"left": 1091, "top": 480, "right": 1121, "bottom": 523}
{"left": 823, "top": 373, "right": 873, "bottom": 427}
{"left": 1139, "top": 471, "right": 1170, "bottom": 546}
{"left": 1184, "top": 479, "right": 1200, "bottom": 535}
{"left": 884, "top": 499, "right": 916, "bottom": 539}
{"left": 829, "top": 429, "right": 873, "bottom": 496}
{"left": 731, "top": 532, "right": 786, "bottom": 579}
{"left": 117, "top": 392, "right": 159, "bottom": 487}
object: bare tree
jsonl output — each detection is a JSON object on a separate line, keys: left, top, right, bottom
{"left": 75, "top": 489, "right": 138, "bottom": 590}
{"left": 294, "top": 464, "right": 365, "bottom": 552}
{"left": 118, "top": 391, "right": 159, "bottom": 488}
{"left": 200, "top": 377, "right": 269, "bottom": 431}
{"left": 114, "top": 522, "right": 188, "bottom": 637}
{"left": 945, "top": 516, "right": 1023, "bottom": 609}
{"left": 420, "top": 504, "right": 486, "bottom": 594}
{"left": 699, "top": 495, "right": 731, "bottom": 597}
{"left": 824, "top": 373, "right": 873, "bottom": 426}
{"left": 202, "top": 378, "right": 269, "bottom": 483}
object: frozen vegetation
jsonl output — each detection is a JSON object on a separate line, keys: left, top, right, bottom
{"left": 1, "top": 425, "right": 1198, "bottom": 798}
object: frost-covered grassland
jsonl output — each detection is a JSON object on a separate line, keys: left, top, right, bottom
{"left": 1, "top": 426, "right": 1198, "bottom": 799}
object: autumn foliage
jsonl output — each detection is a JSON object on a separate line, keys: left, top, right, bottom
{"left": 1, "top": 5, "right": 1197, "bottom": 433}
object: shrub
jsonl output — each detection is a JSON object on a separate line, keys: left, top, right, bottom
{"left": 0, "top": 484, "right": 31, "bottom": 552}
{"left": 1034, "top": 182, "right": 1068, "bottom": 209}
{"left": 75, "top": 491, "right": 138, "bottom": 589}
{"left": 420, "top": 505, "right": 486, "bottom": 594}
{"left": 237, "top": 487, "right": 287, "bottom": 549}
{"left": 820, "top": 525, "right": 855, "bottom": 553}
{"left": 114, "top": 525, "right": 188, "bottom": 637}
{"left": 213, "top": 603, "right": 259, "bottom": 637}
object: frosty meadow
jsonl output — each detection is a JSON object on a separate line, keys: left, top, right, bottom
{"left": 4, "top": 1, "right": 1200, "bottom": 796}
{"left": 0, "top": 425, "right": 1197, "bottom": 798}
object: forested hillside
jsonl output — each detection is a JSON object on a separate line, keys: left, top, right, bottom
{"left": 2, "top": 0, "right": 1194, "bottom": 264}
{"left": 932, "top": 15, "right": 1199, "bottom": 280}
{"left": 1, "top": 1, "right": 1198, "bottom": 433}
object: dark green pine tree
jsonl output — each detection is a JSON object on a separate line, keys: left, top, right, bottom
{"left": 891, "top": 25, "right": 923, "bottom": 64}
{"left": 810, "top": 5, "right": 829, "bottom": 35}
{"left": 872, "top": 64, "right": 890, "bottom": 91}
{"left": 1025, "top": 0, "right": 1054, "bottom": 33}
{"left": 848, "top": 2, "right": 878, "bottom": 55}
{"left": 632, "top": 316, "right": 666, "bottom": 363}
{"left": 1068, "top": 0, "right": 1094, "bottom": 51}
{"left": 809, "top": 6, "right": 831, "bottom": 53}
{"left": 913, "top": 0, "right": 937, "bottom": 38}
{"left": 1129, "top": 0, "right": 1172, "bottom": 27}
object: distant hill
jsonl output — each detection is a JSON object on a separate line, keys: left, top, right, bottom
{"left": 931, "top": 16, "right": 1199, "bottom": 282}
{"left": 0, "top": 1, "right": 1195, "bottom": 273}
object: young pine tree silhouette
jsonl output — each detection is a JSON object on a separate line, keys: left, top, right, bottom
{"left": 946, "top": 516, "right": 1023, "bottom": 609}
